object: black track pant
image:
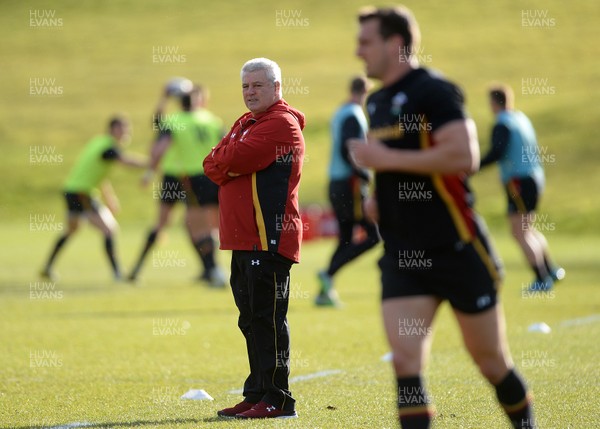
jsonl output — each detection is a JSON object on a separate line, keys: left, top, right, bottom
{"left": 230, "top": 250, "right": 295, "bottom": 411}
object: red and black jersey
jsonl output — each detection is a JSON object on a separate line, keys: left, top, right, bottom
{"left": 367, "top": 67, "right": 481, "bottom": 249}
{"left": 203, "top": 99, "right": 305, "bottom": 263}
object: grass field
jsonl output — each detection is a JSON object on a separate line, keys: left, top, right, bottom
{"left": 1, "top": 223, "right": 599, "bottom": 428}
{"left": 1, "top": 0, "right": 599, "bottom": 428}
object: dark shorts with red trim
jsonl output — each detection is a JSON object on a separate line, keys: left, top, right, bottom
{"left": 159, "top": 174, "right": 218, "bottom": 207}
{"left": 64, "top": 192, "right": 99, "bottom": 214}
{"left": 505, "top": 176, "right": 539, "bottom": 214}
{"left": 379, "top": 231, "right": 503, "bottom": 314}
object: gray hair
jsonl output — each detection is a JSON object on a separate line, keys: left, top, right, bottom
{"left": 241, "top": 57, "right": 282, "bottom": 96}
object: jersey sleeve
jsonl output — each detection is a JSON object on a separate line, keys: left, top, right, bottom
{"left": 340, "top": 115, "right": 362, "bottom": 164}
{"left": 480, "top": 124, "right": 510, "bottom": 168}
{"left": 340, "top": 116, "right": 370, "bottom": 182}
{"left": 203, "top": 129, "right": 235, "bottom": 186}
{"left": 421, "top": 79, "right": 467, "bottom": 132}
{"left": 101, "top": 147, "right": 120, "bottom": 161}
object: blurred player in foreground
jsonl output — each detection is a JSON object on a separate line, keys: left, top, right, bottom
{"left": 316, "top": 75, "right": 380, "bottom": 306}
{"left": 128, "top": 81, "right": 225, "bottom": 286}
{"left": 41, "top": 116, "right": 146, "bottom": 281}
{"left": 204, "top": 57, "right": 304, "bottom": 419}
{"left": 480, "top": 84, "right": 564, "bottom": 292}
{"left": 350, "top": 7, "right": 536, "bottom": 429}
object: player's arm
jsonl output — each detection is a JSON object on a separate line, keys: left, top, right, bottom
{"left": 350, "top": 80, "right": 477, "bottom": 175}
{"left": 480, "top": 124, "right": 509, "bottom": 168}
{"left": 340, "top": 116, "right": 370, "bottom": 182}
{"left": 148, "top": 132, "right": 172, "bottom": 170}
{"left": 101, "top": 145, "right": 146, "bottom": 169}
{"left": 350, "top": 118, "right": 478, "bottom": 175}
{"left": 117, "top": 154, "right": 147, "bottom": 168}
{"left": 139, "top": 132, "right": 172, "bottom": 186}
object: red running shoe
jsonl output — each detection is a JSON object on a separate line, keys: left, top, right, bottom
{"left": 236, "top": 401, "right": 298, "bottom": 419}
{"left": 217, "top": 400, "right": 256, "bottom": 418}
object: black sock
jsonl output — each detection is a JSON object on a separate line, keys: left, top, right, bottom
{"left": 495, "top": 369, "right": 535, "bottom": 428}
{"left": 130, "top": 229, "right": 158, "bottom": 277}
{"left": 45, "top": 234, "right": 69, "bottom": 271}
{"left": 397, "top": 375, "right": 433, "bottom": 429}
{"left": 194, "top": 236, "right": 216, "bottom": 273}
{"left": 542, "top": 254, "right": 556, "bottom": 274}
{"left": 104, "top": 236, "right": 120, "bottom": 276}
{"left": 530, "top": 264, "right": 545, "bottom": 281}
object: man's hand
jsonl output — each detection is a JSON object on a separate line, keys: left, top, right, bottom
{"left": 349, "top": 136, "right": 391, "bottom": 170}
{"left": 227, "top": 172, "right": 241, "bottom": 177}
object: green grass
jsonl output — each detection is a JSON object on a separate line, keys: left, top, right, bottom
{"left": 1, "top": 222, "right": 599, "bottom": 428}
{"left": 1, "top": 0, "right": 599, "bottom": 427}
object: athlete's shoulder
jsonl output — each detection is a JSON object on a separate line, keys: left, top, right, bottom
{"left": 417, "top": 68, "right": 464, "bottom": 100}
{"left": 87, "top": 134, "right": 116, "bottom": 150}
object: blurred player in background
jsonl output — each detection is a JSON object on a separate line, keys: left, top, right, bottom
{"left": 41, "top": 116, "right": 146, "bottom": 281}
{"left": 350, "top": 7, "right": 536, "bottom": 429}
{"left": 128, "top": 81, "right": 225, "bottom": 286}
{"left": 480, "top": 84, "right": 564, "bottom": 292}
{"left": 204, "top": 57, "right": 304, "bottom": 419}
{"left": 316, "top": 75, "right": 380, "bottom": 307}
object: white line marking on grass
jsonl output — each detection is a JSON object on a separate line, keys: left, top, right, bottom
{"left": 559, "top": 313, "right": 600, "bottom": 328}
{"left": 49, "top": 423, "right": 94, "bottom": 429}
{"left": 289, "top": 369, "right": 343, "bottom": 383}
{"left": 227, "top": 369, "right": 343, "bottom": 394}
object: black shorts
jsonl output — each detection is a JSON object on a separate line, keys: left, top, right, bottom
{"left": 181, "top": 174, "right": 219, "bottom": 207}
{"left": 505, "top": 176, "right": 539, "bottom": 214}
{"left": 64, "top": 192, "right": 99, "bottom": 214}
{"left": 379, "top": 231, "right": 503, "bottom": 314}
{"left": 157, "top": 175, "right": 186, "bottom": 205}
{"left": 157, "top": 174, "right": 218, "bottom": 207}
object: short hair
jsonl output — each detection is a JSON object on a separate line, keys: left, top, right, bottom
{"left": 350, "top": 76, "right": 370, "bottom": 95}
{"left": 358, "top": 6, "right": 421, "bottom": 53}
{"left": 181, "top": 84, "right": 206, "bottom": 110}
{"left": 241, "top": 57, "right": 282, "bottom": 96}
{"left": 489, "top": 84, "right": 514, "bottom": 109}
{"left": 108, "top": 115, "right": 127, "bottom": 131}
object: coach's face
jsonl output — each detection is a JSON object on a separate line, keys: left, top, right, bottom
{"left": 356, "top": 18, "right": 400, "bottom": 80}
{"left": 242, "top": 70, "right": 280, "bottom": 115}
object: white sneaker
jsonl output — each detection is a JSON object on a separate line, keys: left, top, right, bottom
{"left": 209, "top": 267, "right": 227, "bottom": 288}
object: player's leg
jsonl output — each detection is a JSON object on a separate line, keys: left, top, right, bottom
{"left": 86, "top": 203, "right": 121, "bottom": 279}
{"left": 186, "top": 205, "right": 217, "bottom": 276}
{"left": 383, "top": 296, "right": 440, "bottom": 429}
{"left": 531, "top": 228, "right": 564, "bottom": 281}
{"left": 185, "top": 174, "right": 224, "bottom": 286}
{"left": 316, "top": 179, "right": 354, "bottom": 305}
{"left": 129, "top": 202, "right": 173, "bottom": 280}
{"left": 506, "top": 178, "right": 551, "bottom": 289}
{"left": 510, "top": 212, "right": 547, "bottom": 278}
{"left": 128, "top": 175, "right": 180, "bottom": 281}
{"left": 454, "top": 304, "right": 535, "bottom": 429}
{"left": 41, "top": 213, "right": 81, "bottom": 279}
{"left": 41, "top": 193, "right": 85, "bottom": 279}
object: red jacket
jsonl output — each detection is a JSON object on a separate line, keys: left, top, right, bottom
{"left": 203, "top": 99, "right": 305, "bottom": 263}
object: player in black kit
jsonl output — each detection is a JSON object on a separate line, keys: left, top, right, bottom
{"left": 350, "top": 6, "right": 536, "bottom": 429}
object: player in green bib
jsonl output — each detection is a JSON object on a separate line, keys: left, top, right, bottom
{"left": 41, "top": 116, "right": 146, "bottom": 280}
{"left": 129, "top": 83, "right": 225, "bottom": 286}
